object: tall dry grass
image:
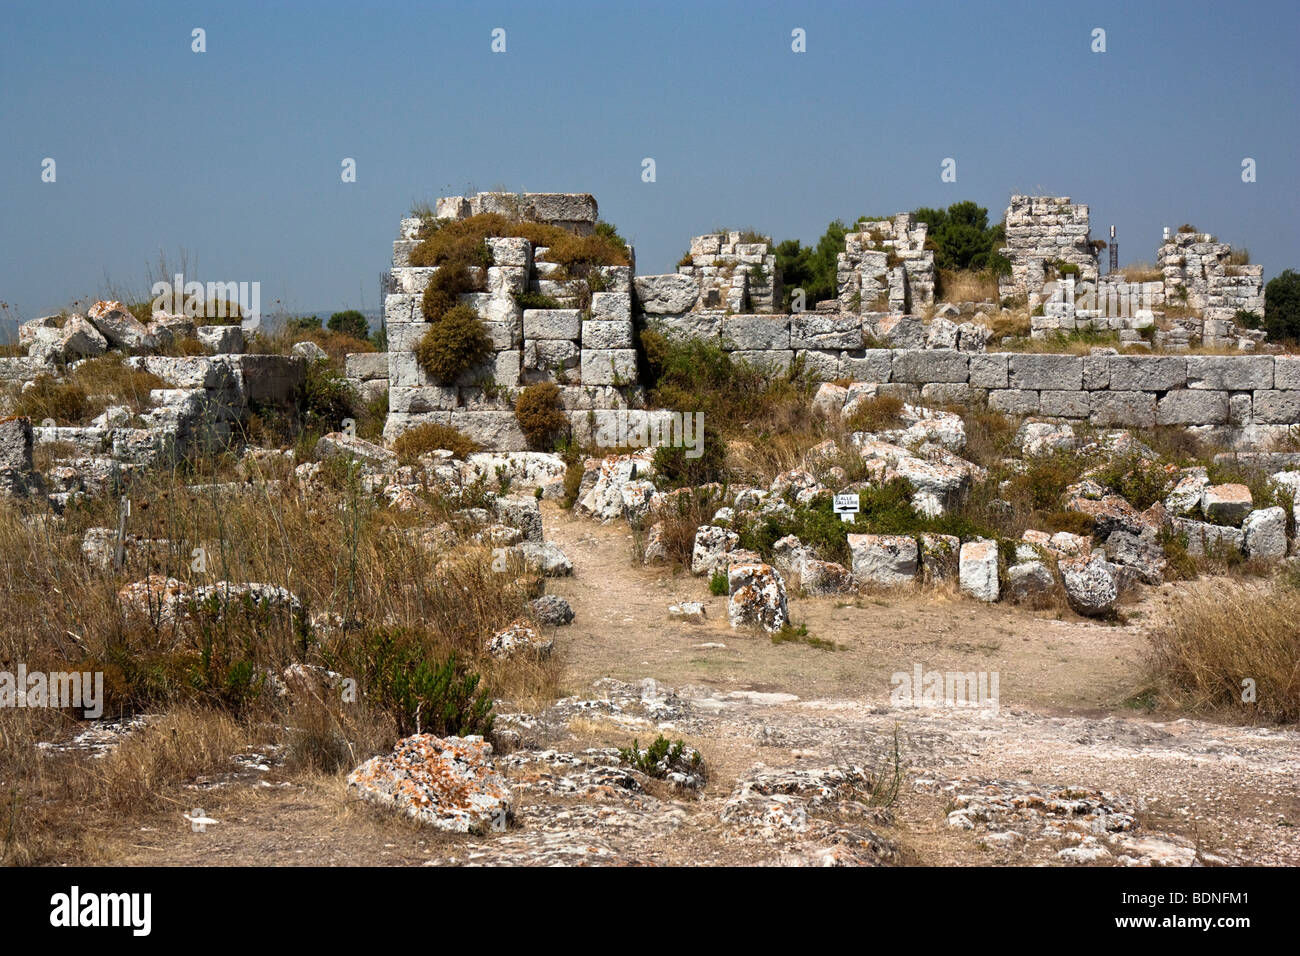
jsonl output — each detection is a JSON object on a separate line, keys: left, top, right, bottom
{"left": 1147, "top": 579, "right": 1300, "bottom": 723}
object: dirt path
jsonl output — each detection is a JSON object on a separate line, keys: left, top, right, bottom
{"left": 91, "top": 502, "right": 1300, "bottom": 866}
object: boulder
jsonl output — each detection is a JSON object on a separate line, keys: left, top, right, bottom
{"left": 692, "top": 525, "right": 739, "bottom": 576}
{"left": 1007, "top": 561, "right": 1055, "bottom": 606}
{"left": 1060, "top": 554, "right": 1118, "bottom": 618}
{"left": 530, "top": 594, "right": 574, "bottom": 626}
{"left": 634, "top": 274, "right": 700, "bottom": 314}
{"left": 86, "top": 300, "right": 159, "bottom": 352}
{"left": 487, "top": 619, "right": 555, "bottom": 658}
{"left": 726, "top": 563, "right": 789, "bottom": 633}
{"left": 1017, "top": 421, "right": 1076, "bottom": 457}
{"left": 1105, "top": 528, "right": 1166, "bottom": 585}
{"left": 848, "top": 534, "right": 917, "bottom": 587}
{"left": 958, "top": 539, "right": 1000, "bottom": 602}
{"left": 919, "top": 533, "right": 960, "bottom": 583}
{"left": 314, "top": 432, "right": 397, "bottom": 470}
{"left": 291, "top": 340, "right": 329, "bottom": 362}
{"left": 518, "top": 540, "right": 572, "bottom": 576}
{"left": 1243, "top": 507, "right": 1288, "bottom": 560}
{"left": 1164, "top": 470, "right": 1209, "bottom": 516}
{"left": 347, "top": 735, "right": 511, "bottom": 833}
{"left": 669, "top": 601, "right": 707, "bottom": 623}
{"left": 1202, "top": 484, "right": 1252, "bottom": 525}
{"left": 1172, "top": 518, "right": 1244, "bottom": 558}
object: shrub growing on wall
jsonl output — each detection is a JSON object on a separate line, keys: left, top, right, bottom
{"left": 414, "top": 303, "right": 494, "bottom": 383}
{"left": 514, "top": 382, "right": 569, "bottom": 450}
{"left": 390, "top": 422, "right": 480, "bottom": 462}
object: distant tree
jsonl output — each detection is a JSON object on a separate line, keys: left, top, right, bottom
{"left": 1264, "top": 270, "right": 1300, "bottom": 343}
{"left": 912, "top": 201, "right": 1005, "bottom": 271}
{"left": 774, "top": 219, "right": 851, "bottom": 309}
{"left": 287, "top": 315, "right": 322, "bottom": 333}
{"left": 328, "top": 310, "right": 370, "bottom": 340}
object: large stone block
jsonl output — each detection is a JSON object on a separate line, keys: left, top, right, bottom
{"left": 890, "top": 349, "right": 969, "bottom": 383}
{"left": 1186, "top": 355, "right": 1272, "bottom": 391}
{"left": 796, "top": 349, "right": 840, "bottom": 381}
{"left": 523, "top": 309, "right": 581, "bottom": 340}
{"left": 1038, "top": 390, "right": 1090, "bottom": 418}
{"left": 790, "top": 312, "right": 864, "bottom": 350}
{"left": 1273, "top": 356, "right": 1300, "bottom": 390}
{"left": 581, "top": 320, "right": 634, "bottom": 350}
{"left": 345, "top": 352, "right": 389, "bottom": 381}
{"left": 634, "top": 274, "right": 699, "bottom": 314}
{"left": 580, "top": 349, "right": 638, "bottom": 385}
{"left": 969, "top": 353, "right": 1008, "bottom": 389}
{"left": 1252, "top": 390, "right": 1300, "bottom": 425}
{"left": 233, "top": 355, "right": 306, "bottom": 406}
{"left": 652, "top": 313, "right": 723, "bottom": 343}
{"left": 1082, "top": 354, "right": 1110, "bottom": 389}
{"left": 848, "top": 533, "right": 918, "bottom": 587}
{"left": 839, "top": 349, "right": 892, "bottom": 383}
{"left": 388, "top": 385, "right": 458, "bottom": 413}
{"left": 721, "top": 315, "right": 790, "bottom": 351}
{"left": 1008, "top": 353, "right": 1083, "bottom": 390}
{"left": 988, "top": 390, "right": 1040, "bottom": 414}
{"left": 1089, "top": 391, "right": 1157, "bottom": 428}
{"left": 1157, "top": 390, "right": 1229, "bottom": 425}
{"left": 384, "top": 293, "right": 421, "bottom": 326}
{"left": 589, "top": 292, "right": 632, "bottom": 322}
{"left": 958, "top": 540, "right": 1000, "bottom": 602}
{"left": 449, "top": 411, "right": 528, "bottom": 451}
{"left": 731, "top": 350, "right": 793, "bottom": 375}
{"left": 1107, "top": 355, "right": 1186, "bottom": 391}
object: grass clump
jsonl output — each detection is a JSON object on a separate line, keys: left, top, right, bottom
{"left": 391, "top": 423, "right": 480, "bottom": 462}
{"left": 844, "top": 394, "right": 905, "bottom": 433}
{"left": 414, "top": 304, "right": 494, "bottom": 383}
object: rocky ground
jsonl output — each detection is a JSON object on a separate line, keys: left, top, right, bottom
{"left": 55, "top": 504, "right": 1300, "bottom": 867}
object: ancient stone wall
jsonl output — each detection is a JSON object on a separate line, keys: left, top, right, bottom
{"left": 1159, "top": 230, "right": 1265, "bottom": 319}
{"left": 998, "top": 195, "right": 1099, "bottom": 305}
{"left": 675, "top": 232, "right": 782, "bottom": 313}
{"left": 836, "top": 214, "right": 936, "bottom": 314}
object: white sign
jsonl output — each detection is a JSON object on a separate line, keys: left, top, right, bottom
{"left": 833, "top": 493, "right": 860, "bottom": 522}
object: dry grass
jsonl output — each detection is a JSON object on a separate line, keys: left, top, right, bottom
{"left": 4, "top": 354, "right": 167, "bottom": 425}
{"left": 1147, "top": 578, "right": 1300, "bottom": 723}
{"left": 938, "top": 269, "right": 998, "bottom": 304}
{"left": 1120, "top": 262, "right": 1163, "bottom": 283}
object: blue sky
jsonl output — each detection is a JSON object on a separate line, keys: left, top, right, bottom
{"left": 2, "top": 0, "right": 1297, "bottom": 320}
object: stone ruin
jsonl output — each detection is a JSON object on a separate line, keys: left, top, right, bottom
{"left": 675, "top": 231, "right": 782, "bottom": 313}
{"left": 836, "top": 214, "right": 936, "bottom": 314}
{"left": 998, "top": 195, "right": 1100, "bottom": 306}
{"left": 1159, "top": 228, "right": 1266, "bottom": 320}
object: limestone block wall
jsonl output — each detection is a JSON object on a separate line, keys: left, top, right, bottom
{"left": 999, "top": 195, "right": 1099, "bottom": 305}
{"left": 1159, "top": 231, "right": 1265, "bottom": 319}
{"left": 676, "top": 232, "right": 782, "bottom": 312}
{"left": 383, "top": 204, "right": 638, "bottom": 449}
{"left": 836, "top": 214, "right": 936, "bottom": 314}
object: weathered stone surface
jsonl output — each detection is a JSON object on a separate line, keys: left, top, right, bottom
{"left": 634, "top": 274, "right": 700, "bottom": 314}
{"left": 345, "top": 352, "right": 388, "bottom": 381}
{"left": 1007, "top": 561, "right": 1055, "bottom": 605}
{"left": 524, "top": 309, "right": 581, "bottom": 340}
{"left": 487, "top": 619, "right": 555, "bottom": 658}
{"left": 988, "top": 390, "right": 1040, "bottom": 415}
{"left": 919, "top": 533, "right": 960, "bottom": 583}
{"left": 86, "top": 300, "right": 159, "bottom": 352}
{"left": 790, "top": 312, "right": 863, "bottom": 350}
{"left": 727, "top": 563, "right": 789, "bottom": 632}
{"left": 958, "top": 540, "right": 999, "bottom": 602}
{"left": 347, "top": 735, "right": 510, "bottom": 833}
{"left": 839, "top": 349, "right": 892, "bottom": 382}
{"left": 1242, "top": 506, "right": 1287, "bottom": 559}
{"left": 589, "top": 292, "right": 632, "bottom": 323}
{"left": 721, "top": 315, "right": 790, "bottom": 351}
{"left": 1105, "top": 528, "right": 1165, "bottom": 585}
{"left": 1089, "top": 391, "right": 1156, "bottom": 428}
{"left": 1165, "top": 471, "right": 1210, "bottom": 516}
{"left": 581, "top": 320, "right": 634, "bottom": 350}
{"left": 1202, "top": 484, "right": 1252, "bottom": 524}
{"left": 692, "top": 525, "right": 739, "bottom": 576}
{"left": 1038, "top": 390, "right": 1091, "bottom": 418}
{"left": 891, "top": 349, "right": 968, "bottom": 383}
{"left": 1173, "top": 518, "right": 1244, "bottom": 558}
{"left": 1008, "top": 354, "right": 1082, "bottom": 390}
{"left": 969, "top": 353, "right": 1008, "bottom": 389}
{"left": 848, "top": 534, "right": 918, "bottom": 587}
{"left": 291, "top": 340, "right": 328, "bottom": 362}
{"left": 1187, "top": 355, "right": 1272, "bottom": 391}
{"left": 1157, "top": 390, "right": 1229, "bottom": 426}
{"left": 1107, "top": 356, "right": 1186, "bottom": 391}
{"left": 1274, "top": 357, "right": 1300, "bottom": 391}
{"left": 579, "top": 349, "right": 637, "bottom": 385}
{"left": 197, "top": 325, "right": 244, "bottom": 354}
{"left": 518, "top": 540, "right": 573, "bottom": 577}
{"left": 314, "top": 432, "right": 396, "bottom": 469}
{"left": 1252, "top": 390, "right": 1300, "bottom": 425}
{"left": 1018, "top": 421, "right": 1076, "bottom": 456}
{"left": 1060, "top": 554, "right": 1118, "bottom": 618}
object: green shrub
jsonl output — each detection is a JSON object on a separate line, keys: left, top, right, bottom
{"left": 1264, "top": 270, "right": 1300, "bottom": 343}
{"left": 349, "top": 630, "right": 495, "bottom": 738}
{"left": 911, "top": 201, "right": 1005, "bottom": 272}
{"left": 708, "top": 570, "right": 729, "bottom": 596}
{"left": 513, "top": 291, "right": 562, "bottom": 310}
{"left": 514, "top": 382, "right": 569, "bottom": 450}
{"left": 617, "top": 735, "right": 700, "bottom": 778}
{"left": 414, "top": 304, "right": 494, "bottom": 383}
{"left": 327, "top": 310, "right": 369, "bottom": 340}
{"left": 390, "top": 423, "right": 480, "bottom": 462}
{"left": 1092, "top": 454, "right": 1172, "bottom": 510}
{"left": 652, "top": 425, "right": 727, "bottom": 490}
{"left": 301, "top": 359, "right": 357, "bottom": 432}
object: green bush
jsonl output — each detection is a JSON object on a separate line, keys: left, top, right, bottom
{"left": 327, "top": 310, "right": 369, "bottom": 340}
{"left": 708, "top": 570, "right": 729, "bottom": 596}
{"left": 421, "top": 255, "right": 484, "bottom": 322}
{"left": 349, "top": 630, "right": 495, "bottom": 738}
{"left": 514, "top": 382, "right": 569, "bottom": 450}
{"left": 1264, "top": 270, "right": 1300, "bottom": 343}
{"left": 618, "top": 735, "right": 700, "bottom": 778}
{"left": 652, "top": 424, "right": 727, "bottom": 490}
{"left": 513, "top": 291, "right": 562, "bottom": 310}
{"left": 912, "top": 201, "right": 1006, "bottom": 272}
{"left": 414, "top": 304, "right": 494, "bottom": 383}
{"left": 301, "top": 359, "right": 357, "bottom": 432}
